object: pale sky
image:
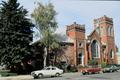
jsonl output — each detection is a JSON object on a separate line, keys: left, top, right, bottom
{"left": 0, "top": 0, "right": 120, "bottom": 50}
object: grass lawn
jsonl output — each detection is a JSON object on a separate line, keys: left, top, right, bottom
{"left": 0, "top": 70, "right": 17, "bottom": 77}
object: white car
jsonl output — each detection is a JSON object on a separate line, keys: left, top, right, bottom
{"left": 31, "top": 66, "right": 63, "bottom": 79}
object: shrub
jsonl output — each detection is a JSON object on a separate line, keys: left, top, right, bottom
{"left": 67, "top": 65, "right": 78, "bottom": 72}
{"left": 101, "top": 61, "right": 107, "bottom": 68}
{"left": 78, "top": 65, "right": 84, "bottom": 68}
{"left": 88, "top": 60, "right": 98, "bottom": 66}
{"left": 0, "top": 70, "right": 17, "bottom": 77}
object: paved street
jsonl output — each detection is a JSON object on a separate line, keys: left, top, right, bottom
{"left": 1, "top": 70, "right": 120, "bottom": 80}
{"left": 34, "top": 70, "right": 120, "bottom": 80}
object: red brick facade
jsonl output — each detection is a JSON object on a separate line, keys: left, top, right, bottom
{"left": 63, "top": 16, "right": 117, "bottom": 66}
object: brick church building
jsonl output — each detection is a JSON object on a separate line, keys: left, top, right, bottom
{"left": 61, "top": 15, "right": 118, "bottom": 66}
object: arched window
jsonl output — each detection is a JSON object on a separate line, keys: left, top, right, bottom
{"left": 96, "top": 27, "right": 100, "bottom": 35}
{"left": 110, "top": 50, "right": 114, "bottom": 59}
{"left": 108, "top": 27, "right": 111, "bottom": 36}
{"left": 108, "top": 26, "right": 113, "bottom": 36}
{"left": 91, "top": 40, "right": 100, "bottom": 59}
{"left": 101, "top": 27, "right": 105, "bottom": 36}
{"left": 110, "top": 27, "right": 113, "bottom": 37}
{"left": 78, "top": 53, "right": 82, "bottom": 64}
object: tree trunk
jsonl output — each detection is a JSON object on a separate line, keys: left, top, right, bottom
{"left": 43, "top": 47, "right": 47, "bottom": 67}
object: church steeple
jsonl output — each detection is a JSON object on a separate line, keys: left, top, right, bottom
{"left": 66, "top": 22, "right": 87, "bottom": 66}
{"left": 94, "top": 15, "right": 116, "bottom": 64}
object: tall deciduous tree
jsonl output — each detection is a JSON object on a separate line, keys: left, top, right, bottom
{"left": 32, "top": 2, "right": 60, "bottom": 67}
{"left": 0, "top": 0, "right": 34, "bottom": 69}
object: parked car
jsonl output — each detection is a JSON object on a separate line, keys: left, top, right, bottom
{"left": 102, "top": 65, "right": 118, "bottom": 73}
{"left": 81, "top": 67, "right": 101, "bottom": 75}
{"left": 114, "top": 64, "right": 120, "bottom": 70}
{"left": 31, "top": 66, "right": 63, "bottom": 79}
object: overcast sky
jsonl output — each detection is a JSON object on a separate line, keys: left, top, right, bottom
{"left": 0, "top": 0, "right": 120, "bottom": 50}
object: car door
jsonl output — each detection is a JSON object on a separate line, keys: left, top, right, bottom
{"left": 44, "top": 67, "right": 51, "bottom": 76}
{"left": 51, "top": 67, "right": 57, "bottom": 76}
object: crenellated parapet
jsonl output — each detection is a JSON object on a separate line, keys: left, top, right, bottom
{"left": 67, "top": 22, "right": 85, "bottom": 33}
{"left": 94, "top": 15, "right": 113, "bottom": 28}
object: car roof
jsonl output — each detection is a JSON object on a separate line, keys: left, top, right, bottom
{"left": 45, "top": 66, "right": 58, "bottom": 68}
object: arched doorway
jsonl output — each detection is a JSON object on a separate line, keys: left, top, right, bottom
{"left": 78, "top": 53, "right": 84, "bottom": 66}
{"left": 91, "top": 40, "right": 100, "bottom": 59}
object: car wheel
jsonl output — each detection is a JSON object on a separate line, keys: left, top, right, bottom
{"left": 38, "top": 73, "right": 43, "bottom": 78}
{"left": 103, "top": 71, "right": 105, "bottom": 73}
{"left": 97, "top": 71, "right": 100, "bottom": 74}
{"left": 34, "top": 76, "right": 38, "bottom": 79}
{"left": 82, "top": 72, "right": 86, "bottom": 75}
{"left": 55, "top": 73, "right": 60, "bottom": 77}
{"left": 110, "top": 70, "right": 113, "bottom": 72}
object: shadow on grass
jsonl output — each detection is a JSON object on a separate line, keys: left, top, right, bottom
{"left": 0, "top": 70, "right": 17, "bottom": 77}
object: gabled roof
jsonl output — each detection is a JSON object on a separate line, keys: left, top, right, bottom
{"left": 88, "top": 29, "right": 96, "bottom": 37}
{"left": 87, "top": 29, "right": 101, "bottom": 42}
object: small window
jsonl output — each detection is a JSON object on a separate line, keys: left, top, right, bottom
{"left": 96, "top": 27, "right": 100, "bottom": 35}
{"left": 79, "top": 42, "right": 83, "bottom": 47}
{"left": 46, "top": 68, "right": 50, "bottom": 70}
{"left": 52, "top": 68, "right": 56, "bottom": 70}
{"left": 101, "top": 27, "right": 105, "bottom": 36}
{"left": 108, "top": 27, "right": 110, "bottom": 36}
{"left": 79, "top": 43, "right": 82, "bottom": 47}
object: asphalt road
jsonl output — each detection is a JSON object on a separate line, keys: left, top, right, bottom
{"left": 34, "top": 70, "right": 120, "bottom": 80}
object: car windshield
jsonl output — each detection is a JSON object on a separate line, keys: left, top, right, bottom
{"left": 42, "top": 66, "right": 58, "bottom": 70}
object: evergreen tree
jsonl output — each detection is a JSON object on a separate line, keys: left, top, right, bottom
{"left": 0, "top": 0, "right": 34, "bottom": 69}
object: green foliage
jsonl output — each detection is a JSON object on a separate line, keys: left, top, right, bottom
{"left": 88, "top": 60, "right": 98, "bottom": 66}
{"left": 31, "top": 2, "right": 66, "bottom": 67}
{"left": 32, "top": 1, "right": 58, "bottom": 41}
{"left": 0, "top": 70, "right": 17, "bottom": 77}
{"left": 67, "top": 65, "right": 78, "bottom": 72}
{"left": 32, "top": 2, "right": 59, "bottom": 56}
{"left": 31, "top": 2, "right": 57, "bottom": 35}
{"left": 0, "top": 0, "right": 34, "bottom": 67}
{"left": 101, "top": 61, "right": 107, "bottom": 68}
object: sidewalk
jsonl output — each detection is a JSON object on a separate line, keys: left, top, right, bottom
{"left": 0, "top": 75, "right": 33, "bottom": 80}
